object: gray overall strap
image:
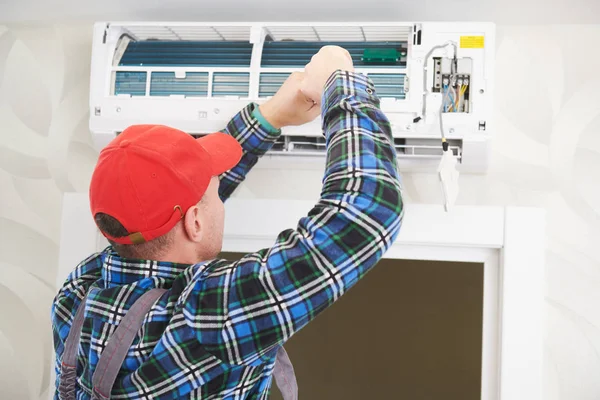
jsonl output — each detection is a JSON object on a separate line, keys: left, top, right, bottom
{"left": 91, "top": 288, "right": 167, "bottom": 400}
{"left": 58, "top": 293, "right": 90, "bottom": 400}
{"left": 60, "top": 288, "right": 298, "bottom": 399}
{"left": 274, "top": 346, "right": 298, "bottom": 400}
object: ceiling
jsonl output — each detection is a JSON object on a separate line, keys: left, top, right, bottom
{"left": 0, "top": 0, "right": 599, "bottom": 24}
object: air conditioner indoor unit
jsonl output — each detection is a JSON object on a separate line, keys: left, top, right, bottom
{"left": 89, "top": 22, "right": 495, "bottom": 173}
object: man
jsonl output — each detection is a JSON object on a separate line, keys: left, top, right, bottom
{"left": 52, "top": 46, "right": 404, "bottom": 399}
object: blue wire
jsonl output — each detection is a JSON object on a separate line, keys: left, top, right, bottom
{"left": 443, "top": 84, "right": 448, "bottom": 112}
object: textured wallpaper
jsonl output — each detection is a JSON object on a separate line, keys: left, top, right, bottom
{"left": 0, "top": 24, "right": 599, "bottom": 400}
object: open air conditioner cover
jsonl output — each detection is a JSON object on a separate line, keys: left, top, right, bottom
{"left": 89, "top": 22, "right": 495, "bottom": 172}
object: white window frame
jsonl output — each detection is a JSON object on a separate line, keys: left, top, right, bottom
{"left": 220, "top": 199, "right": 545, "bottom": 400}
{"left": 56, "top": 195, "right": 544, "bottom": 400}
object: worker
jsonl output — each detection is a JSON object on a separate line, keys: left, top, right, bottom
{"left": 51, "top": 45, "right": 404, "bottom": 399}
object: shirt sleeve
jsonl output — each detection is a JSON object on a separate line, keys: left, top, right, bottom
{"left": 218, "top": 103, "right": 281, "bottom": 201}
{"left": 183, "top": 70, "right": 405, "bottom": 366}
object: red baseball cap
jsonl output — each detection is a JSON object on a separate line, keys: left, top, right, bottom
{"left": 90, "top": 125, "right": 242, "bottom": 245}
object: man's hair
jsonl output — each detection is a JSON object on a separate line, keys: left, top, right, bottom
{"left": 94, "top": 213, "right": 175, "bottom": 260}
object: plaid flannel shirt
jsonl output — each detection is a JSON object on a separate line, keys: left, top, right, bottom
{"left": 52, "top": 70, "right": 404, "bottom": 400}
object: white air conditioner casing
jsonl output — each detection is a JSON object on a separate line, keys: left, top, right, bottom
{"left": 89, "top": 21, "right": 495, "bottom": 173}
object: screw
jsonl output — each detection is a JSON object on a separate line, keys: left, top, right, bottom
{"left": 214, "top": 108, "right": 220, "bottom": 114}
{"left": 479, "top": 89, "right": 485, "bottom": 94}
{"left": 449, "top": 128, "right": 455, "bottom": 134}
{"left": 116, "top": 107, "right": 121, "bottom": 113}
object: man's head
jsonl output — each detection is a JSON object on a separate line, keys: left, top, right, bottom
{"left": 90, "top": 125, "right": 241, "bottom": 263}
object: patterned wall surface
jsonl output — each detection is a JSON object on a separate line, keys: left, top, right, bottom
{"left": 0, "top": 24, "right": 599, "bottom": 399}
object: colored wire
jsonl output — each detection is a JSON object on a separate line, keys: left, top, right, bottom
{"left": 448, "top": 86, "right": 456, "bottom": 112}
{"left": 439, "top": 84, "right": 453, "bottom": 150}
{"left": 457, "top": 85, "right": 467, "bottom": 112}
{"left": 443, "top": 84, "right": 449, "bottom": 112}
{"left": 421, "top": 41, "right": 458, "bottom": 119}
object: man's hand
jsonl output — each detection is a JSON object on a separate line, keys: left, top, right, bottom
{"left": 301, "top": 46, "right": 354, "bottom": 106}
{"left": 259, "top": 72, "right": 320, "bottom": 129}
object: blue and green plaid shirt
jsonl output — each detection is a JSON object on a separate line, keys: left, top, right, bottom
{"left": 52, "top": 70, "right": 404, "bottom": 399}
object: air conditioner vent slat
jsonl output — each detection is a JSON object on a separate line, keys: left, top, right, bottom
{"left": 123, "top": 25, "right": 251, "bottom": 41}
{"left": 266, "top": 136, "right": 461, "bottom": 160}
{"left": 192, "top": 134, "right": 462, "bottom": 160}
{"left": 265, "top": 25, "right": 411, "bottom": 42}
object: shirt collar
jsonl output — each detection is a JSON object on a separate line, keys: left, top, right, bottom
{"left": 101, "top": 247, "right": 191, "bottom": 286}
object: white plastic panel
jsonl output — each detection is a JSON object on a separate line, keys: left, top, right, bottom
{"left": 90, "top": 22, "right": 495, "bottom": 173}
{"left": 264, "top": 24, "right": 412, "bottom": 42}
{"left": 362, "top": 26, "right": 412, "bottom": 41}
{"left": 265, "top": 26, "right": 320, "bottom": 41}
{"left": 123, "top": 25, "right": 252, "bottom": 41}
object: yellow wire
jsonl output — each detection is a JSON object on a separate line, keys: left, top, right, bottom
{"left": 447, "top": 85, "right": 468, "bottom": 113}
{"left": 455, "top": 87, "right": 460, "bottom": 110}
{"left": 456, "top": 85, "right": 467, "bottom": 112}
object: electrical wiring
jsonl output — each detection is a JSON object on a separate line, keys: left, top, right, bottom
{"left": 457, "top": 84, "right": 467, "bottom": 112}
{"left": 447, "top": 85, "right": 457, "bottom": 112}
{"left": 455, "top": 86, "right": 460, "bottom": 111}
{"left": 439, "top": 83, "right": 455, "bottom": 152}
{"left": 438, "top": 90, "right": 447, "bottom": 150}
{"left": 443, "top": 84, "right": 449, "bottom": 112}
{"left": 420, "top": 41, "right": 458, "bottom": 119}
{"left": 419, "top": 40, "right": 457, "bottom": 152}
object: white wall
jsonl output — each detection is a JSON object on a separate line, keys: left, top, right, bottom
{"left": 0, "top": 23, "right": 599, "bottom": 400}
{"left": 1, "top": 0, "right": 599, "bottom": 24}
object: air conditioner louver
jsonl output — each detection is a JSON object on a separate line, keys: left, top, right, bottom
{"left": 121, "top": 25, "right": 252, "bottom": 41}
{"left": 216, "top": 135, "right": 462, "bottom": 160}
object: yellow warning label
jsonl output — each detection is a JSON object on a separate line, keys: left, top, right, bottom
{"left": 460, "top": 36, "right": 485, "bottom": 49}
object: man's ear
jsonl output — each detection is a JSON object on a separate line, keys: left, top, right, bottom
{"left": 183, "top": 204, "right": 203, "bottom": 242}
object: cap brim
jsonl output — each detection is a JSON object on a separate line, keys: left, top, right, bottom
{"left": 196, "top": 132, "right": 243, "bottom": 175}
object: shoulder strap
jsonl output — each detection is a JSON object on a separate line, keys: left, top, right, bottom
{"left": 91, "top": 288, "right": 167, "bottom": 400}
{"left": 58, "top": 293, "right": 90, "bottom": 400}
{"left": 60, "top": 289, "right": 299, "bottom": 400}
{"left": 274, "top": 346, "right": 298, "bottom": 400}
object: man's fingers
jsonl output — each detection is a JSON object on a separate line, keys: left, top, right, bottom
{"left": 300, "top": 78, "right": 321, "bottom": 106}
{"left": 307, "top": 103, "right": 320, "bottom": 120}
{"left": 301, "top": 88, "right": 319, "bottom": 106}
{"left": 303, "top": 97, "right": 317, "bottom": 111}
